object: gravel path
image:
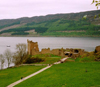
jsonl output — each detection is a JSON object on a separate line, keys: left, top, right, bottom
{"left": 7, "top": 65, "right": 52, "bottom": 87}
{"left": 7, "top": 57, "right": 68, "bottom": 87}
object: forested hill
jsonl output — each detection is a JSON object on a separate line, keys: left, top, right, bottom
{"left": 0, "top": 10, "right": 100, "bottom": 37}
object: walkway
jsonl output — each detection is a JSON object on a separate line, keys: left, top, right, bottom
{"left": 7, "top": 65, "right": 52, "bottom": 87}
{"left": 54, "top": 57, "right": 68, "bottom": 64}
{"left": 7, "top": 57, "right": 68, "bottom": 87}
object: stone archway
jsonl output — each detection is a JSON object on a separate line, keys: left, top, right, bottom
{"left": 65, "top": 53, "right": 69, "bottom": 56}
{"left": 74, "top": 49, "right": 79, "bottom": 53}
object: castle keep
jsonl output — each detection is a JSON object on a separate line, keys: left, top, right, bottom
{"left": 27, "top": 39, "right": 85, "bottom": 58}
{"left": 27, "top": 39, "right": 39, "bottom": 55}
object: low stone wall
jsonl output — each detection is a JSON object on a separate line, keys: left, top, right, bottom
{"left": 41, "top": 48, "right": 51, "bottom": 54}
{"left": 51, "top": 49, "right": 60, "bottom": 56}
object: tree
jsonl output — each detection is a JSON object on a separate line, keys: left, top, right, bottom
{"left": 4, "top": 49, "right": 12, "bottom": 68}
{"left": 92, "top": 0, "right": 100, "bottom": 9}
{"left": 0, "top": 54, "right": 5, "bottom": 70}
{"left": 82, "top": 1, "right": 100, "bottom": 20}
{"left": 13, "top": 43, "right": 27, "bottom": 65}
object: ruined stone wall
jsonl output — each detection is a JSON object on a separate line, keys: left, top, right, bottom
{"left": 60, "top": 48, "right": 65, "bottom": 57}
{"left": 27, "top": 39, "right": 39, "bottom": 55}
{"left": 51, "top": 49, "right": 60, "bottom": 55}
{"left": 32, "top": 49, "right": 40, "bottom": 55}
{"left": 41, "top": 48, "right": 51, "bottom": 54}
{"left": 41, "top": 48, "right": 65, "bottom": 57}
{"left": 27, "top": 40, "right": 85, "bottom": 58}
{"left": 64, "top": 48, "right": 85, "bottom": 59}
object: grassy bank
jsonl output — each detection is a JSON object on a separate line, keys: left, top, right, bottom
{"left": 25, "top": 54, "right": 61, "bottom": 64}
{"left": 33, "top": 54, "right": 61, "bottom": 64}
{"left": 0, "top": 65, "right": 45, "bottom": 87}
{"left": 15, "top": 61, "right": 100, "bottom": 87}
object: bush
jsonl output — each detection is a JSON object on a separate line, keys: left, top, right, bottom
{"left": 24, "top": 56, "right": 45, "bottom": 64}
{"left": 79, "top": 57, "right": 91, "bottom": 62}
{"left": 24, "top": 54, "right": 61, "bottom": 64}
{"left": 76, "top": 52, "right": 96, "bottom": 62}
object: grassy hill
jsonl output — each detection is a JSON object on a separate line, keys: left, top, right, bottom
{"left": 0, "top": 10, "right": 100, "bottom": 37}
{"left": 15, "top": 62, "right": 100, "bottom": 87}
{"left": 0, "top": 53, "right": 100, "bottom": 87}
{"left": 0, "top": 65, "right": 45, "bottom": 87}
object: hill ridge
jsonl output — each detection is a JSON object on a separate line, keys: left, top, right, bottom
{"left": 0, "top": 10, "right": 100, "bottom": 37}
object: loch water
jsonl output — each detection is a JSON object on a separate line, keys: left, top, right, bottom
{"left": 0, "top": 37, "right": 100, "bottom": 54}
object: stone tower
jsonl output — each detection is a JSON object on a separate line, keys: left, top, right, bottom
{"left": 27, "top": 39, "right": 39, "bottom": 55}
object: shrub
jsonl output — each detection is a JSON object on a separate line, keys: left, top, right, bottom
{"left": 24, "top": 56, "right": 45, "bottom": 64}
{"left": 79, "top": 57, "right": 91, "bottom": 62}
{"left": 75, "top": 52, "right": 96, "bottom": 62}
{"left": 24, "top": 54, "right": 61, "bottom": 64}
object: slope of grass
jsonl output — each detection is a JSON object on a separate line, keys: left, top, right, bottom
{"left": 32, "top": 54, "right": 61, "bottom": 64}
{"left": 33, "top": 57, "right": 61, "bottom": 64}
{"left": 15, "top": 62, "right": 100, "bottom": 87}
{"left": 0, "top": 65, "right": 45, "bottom": 87}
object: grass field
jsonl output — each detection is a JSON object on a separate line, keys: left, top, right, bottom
{"left": 15, "top": 61, "right": 100, "bottom": 87}
{"left": 0, "top": 65, "right": 45, "bottom": 87}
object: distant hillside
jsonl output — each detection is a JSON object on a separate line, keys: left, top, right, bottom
{"left": 0, "top": 10, "right": 100, "bottom": 37}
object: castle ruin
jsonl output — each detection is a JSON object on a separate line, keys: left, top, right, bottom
{"left": 27, "top": 39, "right": 39, "bottom": 55}
{"left": 27, "top": 39, "right": 85, "bottom": 58}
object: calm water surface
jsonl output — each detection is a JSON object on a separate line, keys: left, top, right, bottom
{"left": 0, "top": 37, "right": 100, "bottom": 54}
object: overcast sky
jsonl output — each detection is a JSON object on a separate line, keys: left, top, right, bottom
{"left": 0, "top": 0, "right": 97, "bottom": 19}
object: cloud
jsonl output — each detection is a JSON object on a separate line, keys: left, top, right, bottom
{"left": 0, "top": 0, "right": 96, "bottom": 19}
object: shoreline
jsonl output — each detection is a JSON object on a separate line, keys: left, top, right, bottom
{"left": 0, "top": 35, "right": 100, "bottom": 37}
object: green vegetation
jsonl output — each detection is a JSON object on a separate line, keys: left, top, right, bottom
{"left": 0, "top": 18, "right": 100, "bottom": 36}
{"left": 66, "top": 58, "right": 75, "bottom": 62}
{"left": 11, "top": 32, "right": 29, "bottom": 35}
{"left": 0, "top": 65, "right": 45, "bottom": 87}
{"left": 0, "top": 10, "right": 100, "bottom": 37}
{"left": 33, "top": 54, "right": 61, "bottom": 64}
{"left": 0, "top": 53, "right": 61, "bottom": 87}
{"left": 14, "top": 52, "right": 100, "bottom": 87}
{"left": 0, "top": 51, "right": 100, "bottom": 87}
{"left": 15, "top": 61, "right": 100, "bottom": 87}
{"left": 76, "top": 52, "right": 100, "bottom": 62}
{"left": 0, "top": 21, "right": 20, "bottom": 29}
{"left": 0, "top": 26, "right": 48, "bottom": 35}
{"left": 24, "top": 54, "right": 61, "bottom": 64}
{"left": 92, "top": 0, "right": 100, "bottom": 9}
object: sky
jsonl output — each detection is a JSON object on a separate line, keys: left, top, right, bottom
{"left": 0, "top": 0, "right": 97, "bottom": 20}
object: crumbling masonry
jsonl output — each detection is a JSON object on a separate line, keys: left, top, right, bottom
{"left": 27, "top": 39, "right": 39, "bottom": 55}
{"left": 27, "top": 39, "right": 85, "bottom": 59}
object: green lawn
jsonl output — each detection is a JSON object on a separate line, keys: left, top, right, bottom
{"left": 0, "top": 65, "right": 45, "bottom": 87}
{"left": 15, "top": 62, "right": 100, "bottom": 87}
